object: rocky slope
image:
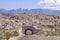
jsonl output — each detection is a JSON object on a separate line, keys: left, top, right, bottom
{"left": 0, "top": 13, "right": 60, "bottom": 40}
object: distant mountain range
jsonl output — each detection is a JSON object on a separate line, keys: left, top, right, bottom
{"left": 0, "top": 8, "right": 60, "bottom": 16}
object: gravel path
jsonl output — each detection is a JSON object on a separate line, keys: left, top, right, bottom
{"left": 9, "top": 35, "right": 60, "bottom": 40}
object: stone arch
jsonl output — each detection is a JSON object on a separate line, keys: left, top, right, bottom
{"left": 22, "top": 26, "right": 37, "bottom": 35}
{"left": 24, "top": 29, "right": 33, "bottom": 35}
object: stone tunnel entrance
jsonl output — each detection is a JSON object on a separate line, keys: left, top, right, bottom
{"left": 25, "top": 29, "right": 33, "bottom": 35}
{"left": 22, "top": 26, "right": 38, "bottom": 35}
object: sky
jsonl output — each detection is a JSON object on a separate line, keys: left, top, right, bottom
{"left": 0, "top": 0, "right": 60, "bottom": 10}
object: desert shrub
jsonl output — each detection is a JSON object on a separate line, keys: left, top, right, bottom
{"left": 45, "top": 31, "right": 52, "bottom": 36}
{"left": 4, "top": 32, "right": 12, "bottom": 40}
{"left": 12, "top": 31, "right": 19, "bottom": 37}
{"left": 35, "top": 29, "right": 44, "bottom": 35}
{"left": 45, "top": 31, "right": 57, "bottom": 36}
{"left": 4, "top": 30, "right": 19, "bottom": 40}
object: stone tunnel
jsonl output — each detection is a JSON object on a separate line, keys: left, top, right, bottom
{"left": 22, "top": 26, "right": 38, "bottom": 35}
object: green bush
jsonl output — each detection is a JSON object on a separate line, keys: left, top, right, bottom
{"left": 12, "top": 31, "right": 19, "bottom": 37}
{"left": 4, "top": 31, "right": 19, "bottom": 40}
{"left": 4, "top": 32, "right": 12, "bottom": 40}
{"left": 35, "top": 29, "right": 44, "bottom": 35}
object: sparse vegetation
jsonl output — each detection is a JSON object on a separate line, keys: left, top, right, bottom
{"left": 12, "top": 31, "right": 19, "bottom": 37}
{"left": 35, "top": 29, "right": 60, "bottom": 37}
{"left": 4, "top": 32, "right": 12, "bottom": 40}
{"left": 35, "top": 29, "right": 44, "bottom": 35}
{"left": 4, "top": 31, "right": 19, "bottom": 40}
{"left": 0, "top": 13, "right": 60, "bottom": 40}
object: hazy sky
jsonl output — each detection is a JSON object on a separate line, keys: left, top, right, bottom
{"left": 0, "top": 0, "right": 60, "bottom": 10}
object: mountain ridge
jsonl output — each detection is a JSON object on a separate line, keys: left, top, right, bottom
{"left": 0, "top": 8, "right": 60, "bottom": 16}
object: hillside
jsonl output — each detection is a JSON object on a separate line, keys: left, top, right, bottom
{"left": 0, "top": 13, "right": 60, "bottom": 40}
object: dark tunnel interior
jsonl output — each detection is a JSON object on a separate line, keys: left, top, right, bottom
{"left": 24, "top": 29, "right": 33, "bottom": 35}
